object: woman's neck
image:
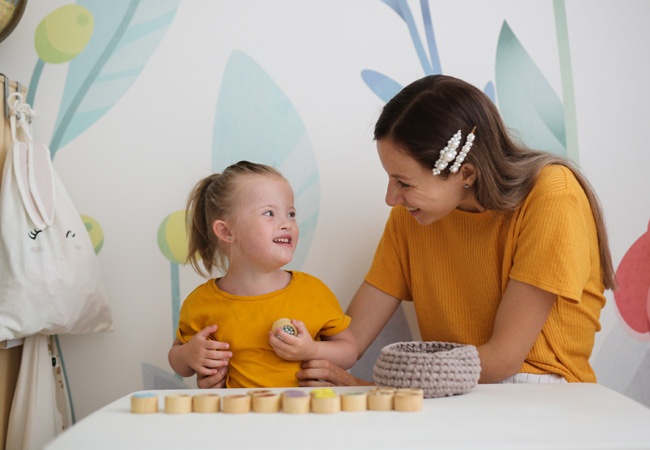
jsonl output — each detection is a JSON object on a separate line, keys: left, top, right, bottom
{"left": 217, "top": 267, "right": 291, "bottom": 296}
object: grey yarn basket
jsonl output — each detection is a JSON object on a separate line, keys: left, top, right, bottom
{"left": 373, "top": 341, "right": 481, "bottom": 398}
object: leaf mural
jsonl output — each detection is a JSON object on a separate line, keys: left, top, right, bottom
{"left": 29, "top": 4, "right": 94, "bottom": 107}
{"left": 363, "top": 1, "right": 496, "bottom": 108}
{"left": 495, "top": 21, "right": 567, "bottom": 157}
{"left": 380, "top": 0, "right": 435, "bottom": 74}
{"left": 157, "top": 210, "right": 188, "bottom": 341}
{"left": 361, "top": 69, "right": 402, "bottom": 103}
{"left": 483, "top": 81, "right": 496, "bottom": 104}
{"left": 49, "top": 0, "right": 180, "bottom": 157}
{"left": 212, "top": 50, "right": 319, "bottom": 270}
{"left": 363, "top": 1, "right": 441, "bottom": 101}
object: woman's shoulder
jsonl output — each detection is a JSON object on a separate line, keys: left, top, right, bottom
{"left": 530, "top": 164, "right": 582, "bottom": 197}
{"left": 520, "top": 164, "right": 589, "bottom": 215}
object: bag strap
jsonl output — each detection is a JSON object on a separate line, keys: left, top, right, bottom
{"left": 7, "top": 92, "right": 56, "bottom": 228}
{"left": 8, "top": 92, "right": 34, "bottom": 143}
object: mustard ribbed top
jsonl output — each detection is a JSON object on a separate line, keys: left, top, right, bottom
{"left": 365, "top": 165, "right": 605, "bottom": 382}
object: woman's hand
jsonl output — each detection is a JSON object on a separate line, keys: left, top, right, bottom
{"left": 296, "top": 359, "right": 373, "bottom": 387}
{"left": 196, "top": 367, "right": 228, "bottom": 389}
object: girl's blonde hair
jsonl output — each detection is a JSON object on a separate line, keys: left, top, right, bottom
{"left": 374, "top": 75, "right": 617, "bottom": 290}
{"left": 185, "top": 160, "right": 284, "bottom": 277}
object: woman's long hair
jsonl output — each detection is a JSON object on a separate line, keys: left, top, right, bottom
{"left": 374, "top": 75, "right": 617, "bottom": 290}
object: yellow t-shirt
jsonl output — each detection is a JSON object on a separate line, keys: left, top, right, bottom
{"left": 176, "top": 271, "right": 350, "bottom": 388}
{"left": 365, "top": 165, "right": 605, "bottom": 382}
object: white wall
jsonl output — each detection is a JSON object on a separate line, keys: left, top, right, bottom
{"left": 1, "top": 0, "right": 648, "bottom": 420}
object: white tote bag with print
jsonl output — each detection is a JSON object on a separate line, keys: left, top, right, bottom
{"left": 0, "top": 94, "right": 113, "bottom": 341}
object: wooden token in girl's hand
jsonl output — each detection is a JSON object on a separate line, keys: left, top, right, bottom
{"left": 271, "top": 318, "right": 298, "bottom": 336}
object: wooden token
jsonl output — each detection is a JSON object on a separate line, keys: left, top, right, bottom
{"left": 252, "top": 393, "right": 281, "bottom": 413}
{"left": 192, "top": 394, "right": 220, "bottom": 413}
{"left": 281, "top": 390, "right": 310, "bottom": 414}
{"left": 394, "top": 388, "right": 424, "bottom": 412}
{"left": 247, "top": 389, "right": 272, "bottom": 397}
{"left": 341, "top": 391, "right": 368, "bottom": 412}
{"left": 130, "top": 393, "right": 158, "bottom": 414}
{"left": 368, "top": 387, "right": 395, "bottom": 411}
{"left": 222, "top": 394, "right": 251, "bottom": 414}
{"left": 165, "top": 394, "right": 192, "bottom": 414}
{"left": 310, "top": 388, "right": 341, "bottom": 414}
{"left": 271, "top": 318, "right": 298, "bottom": 336}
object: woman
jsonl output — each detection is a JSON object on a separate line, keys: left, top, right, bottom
{"left": 199, "top": 74, "right": 616, "bottom": 388}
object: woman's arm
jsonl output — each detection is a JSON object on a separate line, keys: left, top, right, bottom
{"left": 296, "top": 281, "right": 401, "bottom": 386}
{"left": 477, "top": 278, "right": 556, "bottom": 383}
{"left": 347, "top": 281, "right": 402, "bottom": 358}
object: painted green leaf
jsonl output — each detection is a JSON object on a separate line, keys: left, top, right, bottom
{"left": 496, "top": 21, "right": 566, "bottom": 156}
{"left": 212, "top": 51, "right": 319, "bottom": 270}
{"left": 49, "top": 0, "right": 180, "bottom": 157}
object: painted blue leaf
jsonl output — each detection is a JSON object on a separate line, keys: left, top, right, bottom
{"left": 495, "top": 21, "right": 566, "bottom": 156}
{"left": 380, "top": 0, "right": 432, "bottom": 74}
{"left": 50, "top": 0, "right": 180, "bottom": 157}
{"left": 361, "top": 69, "right": 403, "bottom": 103}
{"left": 483, "top": 81, "right": 496, "bottom": 103}
{"left": 212, "top": 51, "right": 319, "bottom": 270}
{"left": 380, "top": 0, "right": 405, "bottom": 20}
{"left": 420, "top": 0, "right": 442, "bottom": 74}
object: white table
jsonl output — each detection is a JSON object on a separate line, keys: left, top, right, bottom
{"left": 45, "top": 384, "right": 650, "bottom": 450}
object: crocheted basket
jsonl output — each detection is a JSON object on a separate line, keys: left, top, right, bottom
{"left": 373, "top": 341, "right": 481, "bottom": 398}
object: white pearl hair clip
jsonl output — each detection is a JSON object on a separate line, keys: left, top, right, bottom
{"left": 432, "top": 127, "right": 477, "bottom": 176}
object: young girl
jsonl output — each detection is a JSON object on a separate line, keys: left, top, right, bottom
{"left": 168, "top": 161, "right": 356, "bottom": 388}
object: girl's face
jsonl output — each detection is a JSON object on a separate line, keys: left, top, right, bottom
{"left": 377, "top": 138, "right": 482, "bottom": 225}
{"left": 228, "top": 175, "right": 298, "bottom": 271}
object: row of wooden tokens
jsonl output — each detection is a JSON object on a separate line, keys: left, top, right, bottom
{"left": 131, "top": 387, "right": 423, "bottom": 414}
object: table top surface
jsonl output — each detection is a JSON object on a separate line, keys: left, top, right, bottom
{"left": 45, "top": 383, "right": 650, "bottom": 450}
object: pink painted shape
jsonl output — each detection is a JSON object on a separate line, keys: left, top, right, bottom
{"left": 647, "top": 286, "right": 650, "bottom": 328}
{"left": 614, "top": 220, "right": 650, "bottom": 334}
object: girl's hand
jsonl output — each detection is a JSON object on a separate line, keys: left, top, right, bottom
{"left": 185, "top": 325, "right": 232, "bottom": 375}
{"left": 269, "top": 319, "right": 315, "bottom": 361}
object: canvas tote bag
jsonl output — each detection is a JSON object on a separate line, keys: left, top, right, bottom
{"left": 0, "top": 93, "right": 112, "bottom": 341}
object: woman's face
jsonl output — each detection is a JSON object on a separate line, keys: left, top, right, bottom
{"left": 376, "top": 138, "right": 482, "bottom": 225}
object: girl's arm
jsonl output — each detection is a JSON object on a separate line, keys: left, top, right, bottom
{"left": 269, "top": 321, "right": 358, "bottom": 369}
{"left": 294, "top": 281, "right": 401, "bottom": 385}
{"left": 168, "top": 325, "right": 232, "bottom": 378}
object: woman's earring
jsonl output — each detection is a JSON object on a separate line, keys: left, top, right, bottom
{"left": 464, "top": 184, "right": 470, "bottom": 189}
